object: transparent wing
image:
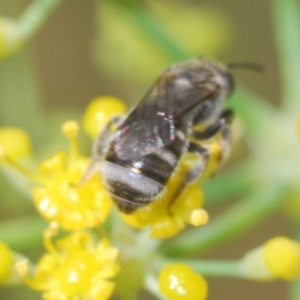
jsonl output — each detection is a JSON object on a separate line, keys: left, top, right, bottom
{"left": 113, "top": 85, "right": 176, "bottom": 161}
{"left": 113, "top": 79, "right": 217, "bottom": 161}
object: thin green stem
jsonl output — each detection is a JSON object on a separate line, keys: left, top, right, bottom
{"left": 230, "top": 84, "right": 277, "bottom": 134}
{"left": 0, "top": 51, "right": 44, "bottom": 143}
{"left": 155, "top": 256, "right": 241, "bottom": 278}
{"left": 0, "top": 215, "right": 46, "bottom": 252}
{"left": 113, "top": 1, "right": 190, "bottom": 61}
{"left": 0, "top": 0, "right": 63, "bottom": 143}
{"left": 17, "top": 0, "right": 62, "bottom": 40}
{"left": 144, "top": 274, "right": 167, "bottom": 300}
{"left": 161, "top": 183, "right": 290, "bottom": 257}
{"left": 272, "top": 0, "right": 300, "bottom": 110}
{"left": 203, "top": 162, "right": 257, "bottom": 207}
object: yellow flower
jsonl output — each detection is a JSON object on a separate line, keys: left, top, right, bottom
{"left": 297, "top": 117, "right": 300, "bottom": 138}
{"left": 158, "top": 263, "right": 208, "bottom": 300}
{"left": 264, "top": 236, "right": 300, "bottom": 280}
{"left": 16, "top": 224, "right": 120, "bottom": 300}
{"left": 32, "top": 121, "right": 113, "bottom": 230}
{"left": 0, "top": 121, "right": 113, "bottom": 231}
{"left": 83, "top": 96, "right": 127, "bottom": 139}
{"left": 0, "top": 242, "right": 24, "bottom": 285}
{"left": 120, "top": 153, "right": 208, "bottom": 239}
{"left": 0, "top": 127, "right": 32, "bottom": 160}
{"left": 0, "top": 242, "right": 14, "bottom": 283}
{"left": 239, "top": 236, "right": 300, "bottom": 281}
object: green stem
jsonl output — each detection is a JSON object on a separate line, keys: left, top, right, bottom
{"left": 0, "top": 215, "right": 46, "bottom": 252}
{"left": 114, "top": 1, "right": 190, "bottom": 61}
{"left": 17, "top": 0, "right": 62, "bottom": 40}
{"left": 119, "top": 292, "right": 138, "bottom": 300}
{"left": 155, "top": 256, "right": 241, "bottom": 278}
{"left": 0, "top": 0, "right": 63, "bottom": 143}
{"left": 144, "top": 274, "right": 167, "bottom": 300}
{"left": 161, "top": 183, "right": 289, "bottom": 257}
{"left": 230, "top": 84, "right": 277, "bottom": 134}
{"left": 0, "top": 51, "right": 44, "bottom": 143}
{"left": 272, "top": 0, "right": 300, "bottom": 110}
{"left": 203, "top": 162, "right": 257, "bottom": 207}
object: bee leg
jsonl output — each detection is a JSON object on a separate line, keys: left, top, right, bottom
{"left": 185, "top": 142, "right": 210, "bottom": 183}
{"left": 80, "top": 116, "right": 123, "bottom": 184}
{"left": 167, "top": 142, "right": 208, "bottom": 210}
{"left": 185, "top": 109, "right": 234, "bottom": 184}
{"left": 187, "top": 109, "right": 234, "bottom": 184}
{"left": 192, "top": 109, "right": 234, "bottom": 140}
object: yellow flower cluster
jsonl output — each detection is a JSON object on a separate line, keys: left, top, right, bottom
{"left": 16, "top": 224, "right": 119, "bottom": 300}
{"left": 33, "top": 150, "right": 112, "bottom": 230}
{"left": 120, "top": 156, "right": 208, "bottom": 239}
{"left": 0, "top": 96, "right": 210, "bottom": 298}
{"left": 0, "top": 121, "right": 113, "bottom": 231}
{"left": 0, "top": 97, "right": 126, "bottom": 298}
{"left": 33, "top": 122, "right": 112, "bottom": 231}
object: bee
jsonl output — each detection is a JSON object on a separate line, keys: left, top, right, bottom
{"left": 86, "top": 58, "right": 234, "bottom": 213}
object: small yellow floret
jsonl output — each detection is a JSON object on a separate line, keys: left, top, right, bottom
{"left": 18, "top": 231, "right": 119, "bottom": 300}
{"left": 33, "top": 154, "right": 112, "bottom": 230}
{"left": 158, "top": 263, "right": 208, "bottom": 300}
{"left": 264, "top": 236, "right": 300, "bottom": 280}
{"left": 0, "top": 242, "right": 14, "bottom": 282}
{"left": 297, "top": 117, "right": 300, "bottom": 138}
{"left": 189, "top": 209, "right": 209, "bottom": 226}
{"left": 0, "top": 145, "right": 5, "bottom": 162}
{"left": 62, "top": 121, "right": 79, "bottom": 139}
{"left": 32, "top": 121, "right": 113, "bottom": 230}
{"left": 0, "top": 127, "right": 31, "bottom": 159}
{"left": 38, "top": 152, "right": 68, "bottom": 175}
{"left": 15, "top": 259, "right": 29, "bottom": 278}
{"left": 83, "top": 96, "right": 127, "bottom": 138}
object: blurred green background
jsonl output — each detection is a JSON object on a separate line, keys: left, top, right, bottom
{"left": 0, "top": 0, "right": 288, "bottom": 299}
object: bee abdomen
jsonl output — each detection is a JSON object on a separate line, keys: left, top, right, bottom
{"left": 102, "top": 161, "right": 164, "bottom": 213}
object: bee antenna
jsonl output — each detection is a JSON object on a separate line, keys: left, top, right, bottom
{"left": 227, "top": 62, "right": 265, "bottom": 73}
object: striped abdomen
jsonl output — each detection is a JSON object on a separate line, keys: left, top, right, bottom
{"left": 103, "top": 131, "right": 186, "bottom": 213}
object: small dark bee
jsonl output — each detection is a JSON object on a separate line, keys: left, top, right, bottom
{"left": 86, "top": 58, "right": 234, "bottom": 213}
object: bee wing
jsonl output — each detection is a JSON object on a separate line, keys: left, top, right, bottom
{"left": 113, "top": 85, "right": 176, "bottom": 161}
{"left": 114, "top": 79, "right": 217, "bottom": 161}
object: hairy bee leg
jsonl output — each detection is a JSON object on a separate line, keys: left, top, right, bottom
{"left": 192, "top": 109, "right": 234, "bottom": 140}
{"left": 186, "top": 142, "right": 210, "bottom": 183}
{"left": 80, "top": 116, "right": 123, "bottom": 185}
{"left": 182, "top": 109, "right": 233, "bottom": 183}
{"left": 166, "top": 142, "right": 209, "bottom": 211}
{"left": 166, "top": 115, "right": 233, "bottom": 212}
